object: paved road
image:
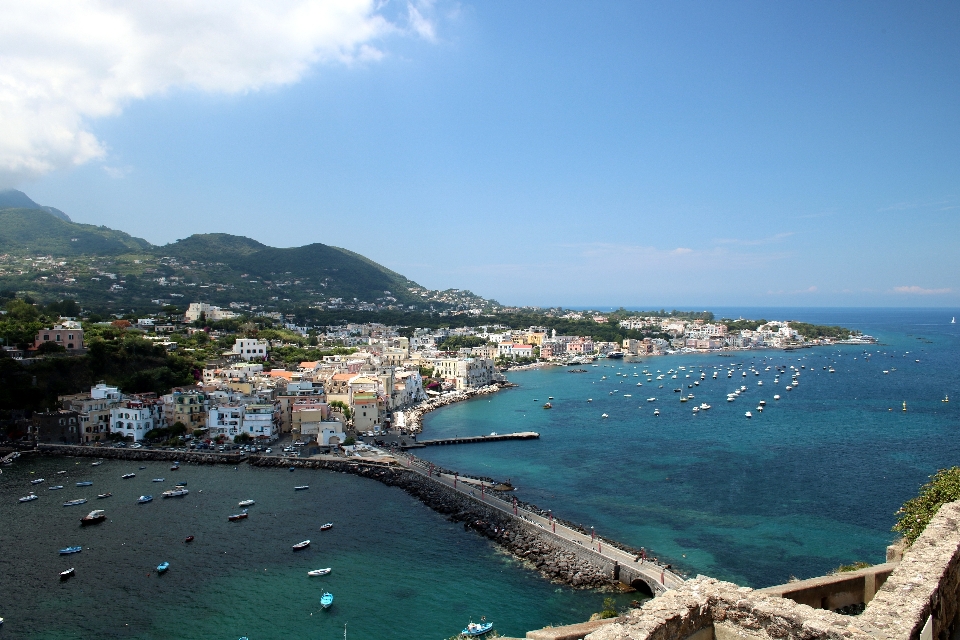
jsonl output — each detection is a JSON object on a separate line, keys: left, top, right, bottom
{"left": 394, "top": 452, "right": 685, "bottom": 593}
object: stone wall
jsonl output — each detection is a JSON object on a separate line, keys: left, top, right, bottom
{"left": 583, "top": 500, "right": 960, "bottom": 640}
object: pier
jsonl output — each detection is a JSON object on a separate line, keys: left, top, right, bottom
{"left": 411, "top": 431, "right": 540, "bottom": 447}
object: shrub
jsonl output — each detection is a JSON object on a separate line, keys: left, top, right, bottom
{"left": 894, "top": 466, "right": 960, "bottom": 544}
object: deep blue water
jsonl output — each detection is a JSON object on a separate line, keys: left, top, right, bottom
{"left": 0, "top": 459, "right": 626, "bottom": 640}
{"left": 420, "top": 308, "right": 960, "bottom": 587}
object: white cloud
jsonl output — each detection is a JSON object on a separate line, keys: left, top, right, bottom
{"left": 0, "top": 0, "right": 434, "bottom": 186}
{"left": 893, "top": 285, "right": 953, "bottom": 295}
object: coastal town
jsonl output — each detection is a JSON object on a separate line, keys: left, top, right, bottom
{"left": 4, "top": 300, "right": 873, "bottom": 448}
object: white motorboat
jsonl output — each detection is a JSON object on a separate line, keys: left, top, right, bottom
{"left": 745, "top": 411, "right": 753, "bottom": 418}
{"left": 238, "top": 500, "right": 255, "bottom": 507}
{"left": 307, "top": 568, "right": 332, "bottom": 576}
{"left": 292, "top": 540, "right": 311, "bottom": 550}
{"left": 19, "top": 493, "right": 38, "bottom": 503}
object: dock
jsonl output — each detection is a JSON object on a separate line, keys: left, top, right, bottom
{"left": 411, "top": 431, "right": 540, "bottom": 447}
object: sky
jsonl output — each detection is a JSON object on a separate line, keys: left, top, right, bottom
{"left": 2, "top": 1, "right": 959, "bottom": 308}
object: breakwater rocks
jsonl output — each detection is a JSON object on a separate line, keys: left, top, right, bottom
{"left": 249, "top": 455, "right": 613, "bottom": 589}
{"left": 403, "top": 383, "right": 510, "bottom": 433}
{"left": 34, "top": 444, "right": 243, "bottom": 465}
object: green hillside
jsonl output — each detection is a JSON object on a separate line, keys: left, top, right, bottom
{"left": 0, "top": 208, "right": 151, "bottom": 256}
{"left": 0, "top": 189, "right": 71, "bottom": 221}
{"left": 0, "top": 197, "right": 494, "bottom": 314}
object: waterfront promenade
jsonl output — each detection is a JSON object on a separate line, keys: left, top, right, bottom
{"left": 393, "top": 450, "right": 686, "bottom": 594}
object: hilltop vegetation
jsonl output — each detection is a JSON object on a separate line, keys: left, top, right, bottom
{"left": 0, "top": 193, "right": 497, "bottom": 315}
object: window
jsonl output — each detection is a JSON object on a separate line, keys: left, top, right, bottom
{"left": 43, "top": 335, "right": 50, "bottom": 341}
{"left": 56, "top": 334, "right": 62, "bottom": 341}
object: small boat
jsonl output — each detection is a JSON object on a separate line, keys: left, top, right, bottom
{"left": 76, "top": 481, "right": 93, "bottom": 487}
{"left": 138, "top": 495, "right": 153, "bottom": 504}
{"left": 238, "top": 500, "right": 255, "bottom": 507}
{"left": 19, "top": 493, "right": 38, "bottom": 503}
{"left": 308, "top": 568, "right": 331, "bottom": 576}
{"left": 60, "top": 567, "right": 75, "bottom": 580}
{"left": 59, "top": 546, "right": 82, "bottom": 555}
{"left": 139, "top": 466, "right": 146, "bottom": 470}
{"left": 157, "top": 562, "right": 170, "bottom": 573}
{"left": 49, "top": 485, "right": 64, "bottom": 491}
{"left": 692, "top": 407, "right": 699, "bottom": 413}
{"left": 943, "top": 395, "right": 950, "bottom": 403}
{"left": 647, "top": 397, "right": 656, "bottom": 402}
{"left": 228, "top": 513, "right": 248, "bottom": 521}
{"left": 162, "top": 488, "right": 189, "bottom": 498}
{"left": 774, "top": 395, "right": 781, "bottom": 400}
{"left": 57, "top": 470, "right": 67, "bottom": 475}
{"left": 292, "top": 540, "right": 311, "bottom": 550}
{"left": 542, "top": 403, "right": 552, "bottom": 409}
{"left": 461, "top": 621, "right": 494, "bottom": 637}
{"left": 680, "top": 396, "right": 688, "bottom": 403}
{"left": 63, "top": 499, "right": 87, "bottom": 507}
{"left": 184, "top": 535, "right": 195, "bottom": 543}
{"left": 758, "top": 400, "right": 766, "bottom": 406}
{"left": 91, "top": 461, "right": 103, "bottom": 466}
{"left": 745, "top": 411, "right": 753, "bottom": 418}
{"left": 653, "top": 409, "right": 660, "bottom": 416}
{"left": 121, "top": 473, "right": 135, "bottom": 479}
{"left": 170, "top": 466, "right": 179, "bottom": 471}
{"left": 601, "top": 413, "right": 609, "bottom": 418}
{"left": 152, "top": 478, "right": 165, "bottom": 483}
{"left": 320, "top": 592, "right": 333, "bottom": 609}
{"left": 81, "top": 509, "right": 106, "bottom": 525}
{"left": 289, "top": 467, "right": 296, "bottom": 472}
{"left": 294, "top": 486, "right": 309, "bottom": 491}
{"left": 97, "top": 493, "right": 112, "bottom": 499}
{"left": 31, "top": 478, "right": 45, "bottom": 485}
{"left": 320, "top": 522, "right": 333, "bottom": 531}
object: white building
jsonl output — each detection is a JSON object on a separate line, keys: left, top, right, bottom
{"left": 432, "top": 358, "right": 497, "bottom": 390}
{"left": 110, "top": 402, "right": 161, "bottom": 441}
{"left": 233, "top": 338, "right": 268, "bottom": 361}
{"left": 242, "top": 404, "right": 277, "bottom": 439}
{"left": 185, "top": 302, "right": 238, "bottom": 322}
{"left": 208, "top": 405, "right": 245, "bottom": 438}
{"left": 497, "top": 343, "right": 533, "bottom": 359}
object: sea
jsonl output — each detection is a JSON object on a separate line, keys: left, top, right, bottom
{"left": 1, "top": 307, "right": 957, "bottom": 639}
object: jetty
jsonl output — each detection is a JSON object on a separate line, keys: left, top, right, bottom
{"left": 411, "top": 431, "right": 539, "bottom": 447}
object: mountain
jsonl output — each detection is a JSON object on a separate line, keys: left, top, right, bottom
{"left": 0, "top": 189, "right": 71, "bottom": 222}
{"left": 0, "top": 194, "right": 497, "bottom": 314}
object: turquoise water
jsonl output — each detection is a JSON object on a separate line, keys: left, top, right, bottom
{"left": 420, "top": 308, "right": 960, "bottom": 587}
{"left": 0, "top": 459, "right": 628, "bottom": 640}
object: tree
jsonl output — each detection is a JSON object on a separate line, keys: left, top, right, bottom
{"left": 234, "top": 432, "right": 252, "bottom": 444}
{"left": 36, "top": 341, "right": 66, "bottom": 354}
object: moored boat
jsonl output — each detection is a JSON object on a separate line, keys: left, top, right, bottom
{"left": 91, "top": 461, "right": 103, "bottom": 466}
{"left": 320, "top": 592, "right": 333, "bottom": 609}
{"left": 137, "top": 495, "right": 153, "bottom": 504}
{"left": 292, "top": 540, "right": 310, "bottom": 550}
{"left": 308, "top": 568, "right": 331, "bottom": 576}
{"left": 60, "top": 567, "right": 75, "bottom": 580}
{"left": 238, "top": 500, "right": 255, "bottom": 507}
{"left": 121, "top": 473, "right": 136, "bottom": 479}
{"left": 76, "top": 481, "right": 93, "bottom": 487}
{"left": 184, "top": 535, "right": 195, "bottom": 543}
{"left": 228, "top": 512, "right": 248, "bottom": 521}
{"left": 81, "top": 509, "right": 106, "bottom": 525}
{"left": 31, "top": 478, "right": 44, "bottom": 485}
{"left": 157, "top": 562, "right": 169, "bottom": 573}
{"left": 461, "top": 621, "right": 494, "bottom": 636}
{"left": 294, "top": 485, "right": 309, "bottom": 491}
{"left": 63, "top": 498, "right": 87, "bottom": 507}
{"left": 59, "top": 546, "right": 82, "bottom": 555}
{"left": 320, "top": 522, "right": 333, "bottom": 531}
{"left": 97, "top": 493, "right": 112, "bottom": 499}
{"left": 152, "top": 478, "right": 165, "bottom": 483}
{"left": 49, "top": 485, "right": 64, "bottom": 490}
{"left": 745, "top": 411, "right": 753, "bottom": 418}
{"left": 19, "top": 493, "right": 38, "bottom": 503}
{"left": 162, "top": 488, "right": 189, "bottom": 498}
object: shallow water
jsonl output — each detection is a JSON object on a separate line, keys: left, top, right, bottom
{"left": 421, "top": 308, "right": 960, "bottom": 587}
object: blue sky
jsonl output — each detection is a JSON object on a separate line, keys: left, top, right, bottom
{"left": 6, "top": 1, "right": 959, "bottom": 307}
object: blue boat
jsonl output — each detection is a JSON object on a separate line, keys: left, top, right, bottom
{"left": 76, "top": 481, "right": 93, "bottom": 487}
{"left": 137, "top": 495, "right": 153, "bottom": 504}
{"left": 157, "top": 562, "right": 169, "bottom": 573}
{"left": 461, "top": 621, "right": 494, "bottom": 637}
{"left": 320, "top": 592, "right": 333, "bottom": 609}
{"left": 59, "top": 546, "right": 82, "bottom": 555}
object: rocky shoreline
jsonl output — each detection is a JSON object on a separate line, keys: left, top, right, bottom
{"left": 26, "top": 444, "right": 621, "bottom": 590}
{"left": 249, "top": 455, "right": 616, "bottom": 589}
{"left": 401, "top": 383, "right": 512, "bottom": 433}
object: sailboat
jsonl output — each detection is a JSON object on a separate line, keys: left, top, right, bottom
{"left": 952, "top": 317, "right": 956, "bottom": 324}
